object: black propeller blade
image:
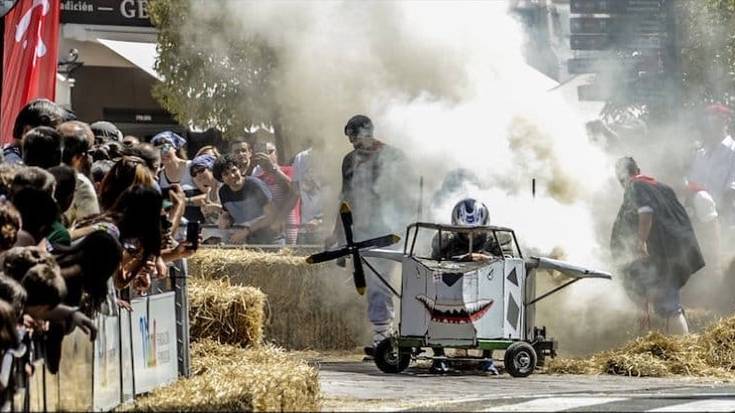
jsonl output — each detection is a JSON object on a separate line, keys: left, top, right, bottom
{"left": 354, "top": 234, "right": 401, "bottom": 251}
{"left": 304, "top": 202, "right": 400, "bottom": 295}
{"left": 352, "top": 250, "right": 366, "bottom": 295}
{"left": 305, "top": 248, "right": 351, "bottom": 264}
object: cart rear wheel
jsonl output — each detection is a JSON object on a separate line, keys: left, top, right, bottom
{"left": 504, "top": 342, "right": 537, "bottom": 378}
{"left": 374, "top": 338, "right": 410, "bottom": 373}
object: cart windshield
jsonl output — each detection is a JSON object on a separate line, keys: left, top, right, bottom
{"left": 405, "top": 223, "right": 522, "bottom": 261}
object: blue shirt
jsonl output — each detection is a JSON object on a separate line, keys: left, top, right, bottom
{"left": 219, "top": 177, "right": 276, "bottom": 244}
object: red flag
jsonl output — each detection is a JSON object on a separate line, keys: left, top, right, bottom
{"left": 1, "top": 0, "right": 60, "bottom": 144}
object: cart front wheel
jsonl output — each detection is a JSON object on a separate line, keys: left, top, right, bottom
{"left": 374, "top": 338, "right": 410, "bottom": 373}
{"left": 504, "top": 342, "right": 537, "bottom": 378}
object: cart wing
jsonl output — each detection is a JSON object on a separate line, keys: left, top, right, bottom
{"left": 527, "top": 256, "right": 612, "bottom": 280}
{"left": 361, "top": 249, "right": 405, "bottom": 263}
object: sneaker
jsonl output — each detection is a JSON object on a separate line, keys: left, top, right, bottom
{"left": 363, "top": 346, "right": 375, "bottom": 362}
{"left": 430, "top": 359, "right": 449, "bottom": 374}
{"left": 479, "top": 360, "right": 499, "bottom": 375}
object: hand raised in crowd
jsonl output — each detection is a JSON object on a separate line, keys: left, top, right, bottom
{"left": 253, "top": 153, "right": 277, "bottom": 172}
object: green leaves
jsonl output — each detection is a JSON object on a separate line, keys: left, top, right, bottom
{"left": 678, "top": 0, "right": 735, "bottom": 105}
{"left": 149, "top": 0, "right": 277, "bottom": 138}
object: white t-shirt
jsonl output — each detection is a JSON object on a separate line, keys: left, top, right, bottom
{"left": 292, "top": 148, "right": 322, "bottom": 224}
{"left": 158, "top": 160, "right": 196, "bottom": 191}
{"left": 688, "top": 136, "right": 735, "bottom": 209}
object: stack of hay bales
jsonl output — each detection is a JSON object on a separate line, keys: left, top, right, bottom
{"left": 188, "top": 248, "right": 369, "bottom": 350}
{"left": 131, "top": 277, "right": 320, "bottom": 411}
{"left": 546, "top": 315, "right": 735, "bottom": 378}
{"left": 188, "top": 277, "right": 266, "bottom": 346}
{"left": 131, "top": 339, "right": 320, "bottom": 412}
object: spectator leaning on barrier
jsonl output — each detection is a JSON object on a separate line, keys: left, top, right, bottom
{"left": 251, "top": 142, "right": 299, "bottom": 244}
{"left": 213, "top": 154, "right": 278, "bottom": 245}
{"left": 10, "top": 167, "right": 69, "bottom": 246}
{"left": 188, "top": 154, "right": 222, "bottom": 224}
{"left": 4, "top": 98, "right": 65, "bottom": 165}
{"left": 58, "top": 121, "right": 99, "bottom": 226}
{"left": 152, "top": 131, "right": 193, "bottom": 236}
{"left": 96, "top": 156, "right": 156, "bottom": 212}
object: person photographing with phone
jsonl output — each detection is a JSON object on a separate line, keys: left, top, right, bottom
{"left": 250, "top": 142, "right": 299, "bottom": 245}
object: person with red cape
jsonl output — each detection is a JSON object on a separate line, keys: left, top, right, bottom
{"left": 611, "top": 157, "right": 705, "bottom": 335}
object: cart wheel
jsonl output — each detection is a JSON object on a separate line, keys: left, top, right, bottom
{"left": 374, "top": 338, "right": 410, "bottom": 373}
{"left": 504, "top": 342, "right": 537, "bottom": 378}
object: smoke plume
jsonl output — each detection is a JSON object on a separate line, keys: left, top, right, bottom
{"left": 179, "top": 0, "right": 656, "bottom": 354}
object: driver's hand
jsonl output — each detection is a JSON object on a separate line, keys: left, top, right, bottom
{"left": 469, "top": 253, "right": 493, "bottom": 262}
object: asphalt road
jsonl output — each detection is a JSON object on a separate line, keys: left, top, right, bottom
{"left": 319, "top": 361, "right": 735, "bottom": 412}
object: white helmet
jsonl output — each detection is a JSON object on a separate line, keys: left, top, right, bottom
{"left": 451, "top": 198, "right": 489, "bottom": 226}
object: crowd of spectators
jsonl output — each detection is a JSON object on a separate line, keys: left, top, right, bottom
{"left": 0, "top": 97, "right": 325, "bottom": 403}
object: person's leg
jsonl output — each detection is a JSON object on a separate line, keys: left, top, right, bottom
{"left": 365, "top": 259, "right": 396, "bottom": 353}
{"left": 479, "top": 350, "right": 498, "bottom": 374}
{"left": 652, "top": 281, "right": 688, "bottom": 335}
{"left": 429, "top": 347, "right": 449, "bottom": 373}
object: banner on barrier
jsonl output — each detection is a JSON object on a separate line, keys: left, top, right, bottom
{"left": 93, "top": 314, "right": 122, "bottom": 411}
{"left": 131, "top": 292, "right": 178, "bottom": 394}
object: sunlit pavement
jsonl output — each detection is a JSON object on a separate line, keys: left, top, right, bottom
{"left": 319, "top": 361, "right": 735, "bottom": 412}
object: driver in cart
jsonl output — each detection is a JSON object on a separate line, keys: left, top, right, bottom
{"left": 429, "top": 198, "right": 500, "bottom": 374}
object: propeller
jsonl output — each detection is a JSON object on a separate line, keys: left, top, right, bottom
{"left": 306, "top": 202, "right": 400, "bottom": 295}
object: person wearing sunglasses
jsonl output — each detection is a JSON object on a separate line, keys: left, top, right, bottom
{"left": 151, "top": 131, "right": 194, "bottom": 194}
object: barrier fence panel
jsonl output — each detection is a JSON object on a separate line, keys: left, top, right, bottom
{"left": 0, "top": 257, "right": 192, "bottom": 412}
{"left": 171, "top": 260, "right": 191, "bottom": 378}
{"left": 130, "top": 292, "right": 179, "bottom": 395}
{"left": 94, "top": 314, "right": 122, "bottom": 411}
{"left": 120, "top": 309, "right": 134, "bottom": 404}
{"left": 57, "top": 327, "right": 93, "bottom": 411}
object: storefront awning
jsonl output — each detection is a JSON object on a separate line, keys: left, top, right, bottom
{"left": 96, "top": 38, "right": 161, "bottom": 81}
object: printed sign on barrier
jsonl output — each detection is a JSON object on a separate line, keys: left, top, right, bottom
{"left": 93, "top": 314, "right": 122, "bottom": 411}
{"left": 131, "top": 292, "right": 178, "bottom": 394}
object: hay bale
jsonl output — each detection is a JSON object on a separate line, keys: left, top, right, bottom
{"left": 189, "top": 277, "right": 266, "bottom": 347}
{"left": 546, "top": 326, "right": 735, "bottom": 378}
{"left": 131, "top": 339, "right": 320, "bottom": 412}
{"left": 188, "top": 248, "right": 368, "bottom": 350}
{"left": 700, "top": 316, "right": 735, "bottom": 370}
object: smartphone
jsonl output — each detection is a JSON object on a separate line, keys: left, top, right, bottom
{"left": 186, "top": 221, "right": 201, "bottom": 250}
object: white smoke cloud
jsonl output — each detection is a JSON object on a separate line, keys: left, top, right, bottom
{"left": 186, "top": 0, "right": 638, "bottom": 353}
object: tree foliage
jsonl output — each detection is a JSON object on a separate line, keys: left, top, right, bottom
{"left": 678, "top": 0, "right": 735, "bottom": 106}
{"left": 148, "top": 0, "right": 277, "bottom": 138}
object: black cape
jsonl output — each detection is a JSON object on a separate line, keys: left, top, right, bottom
{"left": 610, "top": 176, "right": 705, "bottom": 289}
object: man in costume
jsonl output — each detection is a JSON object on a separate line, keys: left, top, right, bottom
{"left": 611, "top": 157, "right": 704, "bottom": 335}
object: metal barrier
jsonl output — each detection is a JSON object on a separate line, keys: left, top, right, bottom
{"left": 0, "top": 260, "right": 191, "bottom": 412}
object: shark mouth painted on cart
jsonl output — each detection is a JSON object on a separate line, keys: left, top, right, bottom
{"left": 415, "top": 295, "right": 494, "bottom": 324}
